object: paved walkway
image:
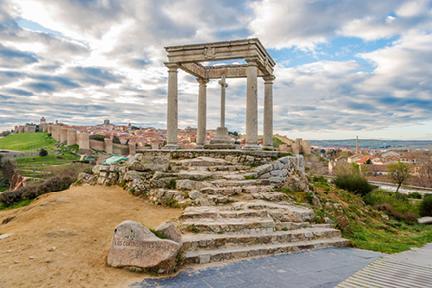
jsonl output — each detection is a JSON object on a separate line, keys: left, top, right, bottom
{"left": 338, "top": 244, "right": 432, "bottom": 288}
{"left": 131, "top": 248, "right": 382, "bottom": 288}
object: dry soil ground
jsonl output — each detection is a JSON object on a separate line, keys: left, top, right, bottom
{"left": 0, "top": 185, "right": 182, "bottom": 288}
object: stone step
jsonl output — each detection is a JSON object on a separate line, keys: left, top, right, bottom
{"left": 172, "top": 157, "right": 230, "bottom": 167}
{"left": 251, "top": 192, "right": 287, "bottom": 202}
{"left": 210, "top": 179, "right": 270, "bottom": 188}
{"left": 275, "top": 221, "right": 312, "bottom": 230}
{"left": 184, "top": 237, "right": 351, "bottom": 265}
{"left": 171, "top": 165, "right": 250, "bottom": 173}
{"left": 182, "top": 227, "right": 342, "bottom": 251}
{"left": 311, "top": 223, "right": 334, "bottom": 229}
{"left": 180, "top": 206, "right": 270, "bottom": 220}
{"left": 233, "top": 200, "right": 314, "bottom": 222}
{"left": 180, "top": 217, "right": 275, "bottom": 234}
{"left": 207, "top": 195, "right": 234, "bottom": 205}
{"left": 199, "top": 185, "right": 274, "bottom": 197}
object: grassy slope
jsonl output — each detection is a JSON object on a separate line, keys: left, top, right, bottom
{"left": 284, "top": 179, "right": 432, "bottom": 253}
{"left": 16, "top": 153, "right": 80, "bottom": 178}
{"left": 0, "top": 133, "right": 80, "bottom": 179}
{"left": 0, "top": 132, "right": 56, "bottom": 151}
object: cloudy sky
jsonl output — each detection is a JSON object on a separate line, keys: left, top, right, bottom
{"left": 0, "top": 0, "right": 431, "bottom": 140}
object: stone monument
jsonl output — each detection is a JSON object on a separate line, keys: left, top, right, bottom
{"left": 163, "top": 38, "right": 275, "bottom": 150}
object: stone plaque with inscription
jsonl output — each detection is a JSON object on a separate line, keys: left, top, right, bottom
{"left": 107, "top": 220, "right": 180, "bottom": 273}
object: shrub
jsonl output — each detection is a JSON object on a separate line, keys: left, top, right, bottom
{"left": 375, "top": 203, "right": 417, "bottom": 223}
{"left": 407, "top": 192, "right": 422, "bottom": 199}
{"left": 420, "top": 195, "right": 432, "bottom": 217}
{"left": 39, "top": 148, "right": 48, "bottom": 157}
{"left": 334, "top": 174, "right": 372, "bottom": 196}
{"left": 0, "top": 159, "right": 16, "bottom": 181}
{"left": 312, "top": 175, "right": 327, "bottom": 184}
{"left": 364, "top": 189, "right": 420, "bottom": 222}
{"left": 89, "top": 134, "right": 105, "bottom": 141}
{"left": 0, "top": 174, "right": 76, "bottom": 206}
{"left": 112, "top": 136, "right": 121, "bottom": 144}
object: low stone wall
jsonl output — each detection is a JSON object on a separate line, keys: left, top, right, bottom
{"left": 79, "top": 151, "right": 306, "bottom": 198}
{"left": 135, "top": 149, "right": 281, "bottom": 166}
{"left": 254, "top": 155, "right": 309, "bottom": 191}
{"left": 254, "top": 155, "right": 304, "bottom": 184}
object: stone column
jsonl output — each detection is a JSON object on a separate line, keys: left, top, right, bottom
{"left": 67, "top": 128, "right": 77, "bottom": 145}
{"left": 263, "top": 75, "right": 275, "bottom": 149}
{"left": 104, "top": 138, "right": 113, "bottom": 154}
{"left": 244, "top": 59, "right": 259, "bottom": 149}
{"left": 219, "top": 76, "right": 227, "bottom": 129}
{"left": 196, "top": 78, "right": 208, "bottom": 148}
{"left": 164, "top": 63, "right": 179, "bottom": 149}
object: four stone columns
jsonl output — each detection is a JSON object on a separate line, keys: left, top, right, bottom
{"left": 165, "top": 63, "right": 178, "bottom": 149}
{"left": 245, "top": 59, "right": 259, "bottom": 149}
{"left": 263, "top": 75, "right": 275, "bottom": 149}
{"left": 196, "top": 78, "right": 208, "bottom": 148}
{"left": 164, "top": 61, "right": 274, "bottom": 150}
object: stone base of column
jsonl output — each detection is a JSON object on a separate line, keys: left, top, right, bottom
{"left": 262, "top": 145, "right": 274, "bottom": 151}
{"left": 243, "top": 144, "right": 261, "bottom": 150}
{"left": 211, "top": 127, "right": 232, "bottom": 143}
{"left": 162, "top": 144, "right": 179, "bottom": 150}
{"left": 195, "top": 144, "right": 205, "bottom": 150}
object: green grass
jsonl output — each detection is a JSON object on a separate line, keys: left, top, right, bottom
{"left": 310, "top": 177, "right": 432, "bottom": 254}
{"left": 272, "top": 136, "right": 284, "bottom": 148}
{"left": 16, "top": 153, "right": 80, "bottom": 178}
{"left": 0, "top": 132, "right": 56, "bottom": 151}
{"left": 0, "top": 198, "right": 33, "bottom": 211}
{"left": 346, "top": 221, "right": 432, "bottom": 253}
{"left": 364, "top": 189, "right": 419, "bottom": 216}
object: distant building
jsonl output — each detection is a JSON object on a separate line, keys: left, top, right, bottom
{"left": 103, "top": 119, "right": 110, "bottom": 125}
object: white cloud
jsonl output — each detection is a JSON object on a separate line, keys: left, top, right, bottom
{"left": 0, "top": 0, "right": 431, "bottom": 140}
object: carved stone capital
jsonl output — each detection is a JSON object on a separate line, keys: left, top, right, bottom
{"left": 245, "top": 58, "right": 259, "bottom": 66}
{"left": 165, "top": 62, "right": 179, "bottom": 72}
{"left": 264, "top": 75, "right": 276, "bottom": 83}
{"left": 197, "top": 77, "right": 209, "bottom": 85}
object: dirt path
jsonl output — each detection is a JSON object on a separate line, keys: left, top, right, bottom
{"left": 0, "top": 185, "right": 182, "bottom": 288}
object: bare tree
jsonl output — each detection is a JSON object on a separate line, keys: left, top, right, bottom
{"left": 419, "top": 159, "right": 432, "bottom": 188}
{"left": 388, "top": 161, "right": 410, "bottom": 192}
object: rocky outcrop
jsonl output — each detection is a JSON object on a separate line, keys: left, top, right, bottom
{"left": 107, "top": 220, "right": 180, "bottom": 273}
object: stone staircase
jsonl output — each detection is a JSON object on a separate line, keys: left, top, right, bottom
{"left": 153, "top": 156, "right": 350, "bottom": 265}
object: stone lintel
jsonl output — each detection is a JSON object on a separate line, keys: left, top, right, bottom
{"left": 206, "top": 64, "right": 266, "bottom": 79}
{"left": 165, "top": 38, "right": 275, "bottom": 76}
{"left": 180, "top": 62, "right": 206, "bottom": 79}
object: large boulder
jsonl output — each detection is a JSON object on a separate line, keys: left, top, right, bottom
{"left": 107, "top": 220, "right": 181, "bottom": 273}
